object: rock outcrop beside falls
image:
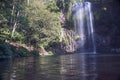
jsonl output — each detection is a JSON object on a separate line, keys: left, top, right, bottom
{"left": 60, "top": 28, "right": 80, "bottom": 53}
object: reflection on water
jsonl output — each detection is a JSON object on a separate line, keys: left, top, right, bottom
{"left": 0, "top": 53, "right": 120, "bottom": 80}
{"left": 60, "top": 54, "right": 97, "bottom": 80}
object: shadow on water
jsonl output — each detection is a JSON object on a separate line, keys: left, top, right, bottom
{"left": 0, "top": 53, "right": 120, "bottom": 80}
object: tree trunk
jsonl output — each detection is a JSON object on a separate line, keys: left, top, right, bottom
{"left": 11, "top": 22, "right": 17, "bottom": 37}
{"left": 27, "top": 0, "right": 30, "bottom": 5}
{"left": 11, "top": 11, "right": 19, "bottom": 37}
{"left": 11, "top": 5, "right": 15, "bottom": 23}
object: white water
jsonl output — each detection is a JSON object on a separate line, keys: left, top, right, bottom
{"left": 72, "top": 2, "right": 96, "bottom": 53}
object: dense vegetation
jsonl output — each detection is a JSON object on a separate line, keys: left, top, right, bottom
{"left": 0, "top": 0, "right": 82, "bottom": 59}
{"left": 0, "top": 0, "right": 120, "bottom": 59}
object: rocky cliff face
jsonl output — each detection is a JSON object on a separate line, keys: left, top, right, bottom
{"left": 60, "top": 28, "right": 83, "bottom": 53}
{"left": 61, "top": 28, "right": 76, "bottom": 53}
{"left": 58, "top": 0, "right": 120, "bottom": 53}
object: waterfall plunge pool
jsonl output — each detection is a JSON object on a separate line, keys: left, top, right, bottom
{"left": 0, "top": 53, "right": 120, "bottom": 80}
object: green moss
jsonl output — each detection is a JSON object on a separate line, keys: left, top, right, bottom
{"left": 0, "top": 28, "right": 11, "bottom": 40}
{"left": 75, "top": 35, "right": 80, "bottom": 40}
{"left": 62, "top": 36, "right": 69, "bottom": 45}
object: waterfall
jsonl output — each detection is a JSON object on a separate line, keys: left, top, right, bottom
{"left": 72, "top": 2, "right": 96, "bottom": 53}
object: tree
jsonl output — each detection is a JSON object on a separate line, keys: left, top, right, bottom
{"left": 24, "top": 0, "right": 61, "bottom": 54}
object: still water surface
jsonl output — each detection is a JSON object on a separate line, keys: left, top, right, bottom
{"left": 0, "top": 53, "right": 120, "bottom": 80}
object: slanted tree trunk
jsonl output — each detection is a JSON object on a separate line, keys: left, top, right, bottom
{"left": 11, "top": 11, "right": 19, "bottom": 37}
{"left": 11, "top": 22, "right": 17, "bottom": 37}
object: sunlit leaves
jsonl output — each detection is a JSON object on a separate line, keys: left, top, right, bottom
{"left": 24, "top": 0, "right": 61, "bottom": 47}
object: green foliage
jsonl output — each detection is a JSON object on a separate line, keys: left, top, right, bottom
{"left": 11, "top": 32, "right": 25, "bottom": 43}
{"left": 30, "top": 50, "right": 39, "bottom": 56}
{"left": 46, "top": 0, "right": 59, "bottom": 12}
{"left": 0, "top": 0, "right": 12, "bottom": 27}
{"left": 0, "top": 28, "right": 11, "bottom": 40}
{"left": 15, "top": 47, "right": 29, "bottom": 57}
{"left": 11, "top": 46, "right": 39, "bottom": 57}
{"left": 0, "top": 0, "right": 63, "bottom": 58}
{"left": 25, "top": 0, "right": 61, "bottom": 48}
{"left": 0, "top": 40, "right": 13, "bottom": 59}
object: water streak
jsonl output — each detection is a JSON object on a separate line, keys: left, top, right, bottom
{"left": 72, "top": 2, "right": 96, "bottom": 53}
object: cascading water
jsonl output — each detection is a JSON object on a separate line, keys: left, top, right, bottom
{"left": 72, "top": 2, "right": 96, "bottom": 53}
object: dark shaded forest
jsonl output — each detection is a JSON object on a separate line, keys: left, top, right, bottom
{"left": 0, "top": 0, "right": 120, "bottom": 59}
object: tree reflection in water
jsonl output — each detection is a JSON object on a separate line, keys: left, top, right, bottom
{"left": 1, "top": 54, "right": 120, "bottom": 80}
